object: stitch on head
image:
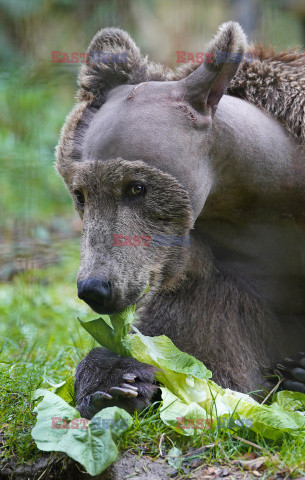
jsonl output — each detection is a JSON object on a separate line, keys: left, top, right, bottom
{"left": 127, "top": 82, "right": 148, "bottom": 100}
{"left": 178, "top": 104, "right": 198, "bottom": 126}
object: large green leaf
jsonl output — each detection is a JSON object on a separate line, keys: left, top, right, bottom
{"left": 32, "top": 389, "right": 132, "bottom": 476}
{"left": 274, "top": 390, "right": 305, "bottom": 413}
{"left": 160, "top": 386, "right": 305, "bottom": 441}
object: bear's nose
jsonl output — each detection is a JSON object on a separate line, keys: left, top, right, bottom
{"left": 77, "top": 278, "right": 112, "bottom": 313}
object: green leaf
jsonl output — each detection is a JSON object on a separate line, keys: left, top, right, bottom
{"left": 32, "top": 389, "right": 132, "bottom": 476}
{"left": 78, "top": 306, "right": 136, "bottom": 357}
{"left": 274, "top": 390, "right": 305, "bottom": 413}
{"left": 111, "top": 304, "right": 137, "bottom": 341}
{"left": 126, "top": 328, "right": 212, "bottom": 380}
{"left": 219, "top": 388, "right": 305, "bottom": 441}
{"left": 78, "top": 316, "right": 118, "bottom": 353}
{"left": 166, "top": 446, "right": 182, "bottom": 469}
{"left": 160, "top": 387, "right": 211, "bottom": 435}
{"left": 54, "top": 375, "right": 75, "bottom": 405}
{"left": 160, "top": 385, "right": 305, "bottom": 441}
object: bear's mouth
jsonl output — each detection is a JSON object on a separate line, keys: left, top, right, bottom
{"left": 88, "top": 301, "right": 119, "bottom": 316}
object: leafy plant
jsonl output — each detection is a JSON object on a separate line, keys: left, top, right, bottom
{"left": 31, "top": 304, "right": 305, "bottom": 476}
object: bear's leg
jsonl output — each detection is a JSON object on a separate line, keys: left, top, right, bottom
{"left": 75, "top": 348, "right": 161, "bottom": 419}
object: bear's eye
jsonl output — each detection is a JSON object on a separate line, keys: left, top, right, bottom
{"left": 74, "top": 189, "right": 85, "bottom": 207}
{"left": 126, "top": 183, "right": 146, "bottom": 197}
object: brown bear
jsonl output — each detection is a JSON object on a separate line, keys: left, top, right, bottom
{"left": 56, "top": 22, "right": 305, "bottom": 419}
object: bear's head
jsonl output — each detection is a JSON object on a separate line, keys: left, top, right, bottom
{"left": 56, "top": 22, "right": 246, "bottom": 314}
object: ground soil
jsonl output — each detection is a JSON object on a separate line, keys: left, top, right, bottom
{"left": 1, "top": 451, "right": 304, "bottom": 480}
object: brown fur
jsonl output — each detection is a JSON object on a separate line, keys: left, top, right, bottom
{"left": 228, "top": 45, "right": 305, "bottom": 144}
{"left": 162, "top": 46, "right": 305, "bottom": 144}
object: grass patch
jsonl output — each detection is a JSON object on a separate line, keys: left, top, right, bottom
{"left": 118, "top": 401, "right": 305, "bottom": 477}
{"left": 0, "top": 238, "right": 95, "bottom": 463}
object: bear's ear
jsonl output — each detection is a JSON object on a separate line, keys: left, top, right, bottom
{"left": 180, "top": 22, "right": 247, "bottom": 115}
{"left": 78, "top": 28, "right": 146, "bottom": 106}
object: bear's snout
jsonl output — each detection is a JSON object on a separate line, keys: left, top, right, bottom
{"left": 77, "top": 277, "right": 113, "bottom": 314}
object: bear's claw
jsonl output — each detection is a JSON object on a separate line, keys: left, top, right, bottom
{"left": 108, "top": 385, "right": 138, "bottom": 397}
{"left": 75, "top": 348, "right": 161, "bottom": 419}
{"left": 274, "top": 353, "right": 305, "bottom": 394}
